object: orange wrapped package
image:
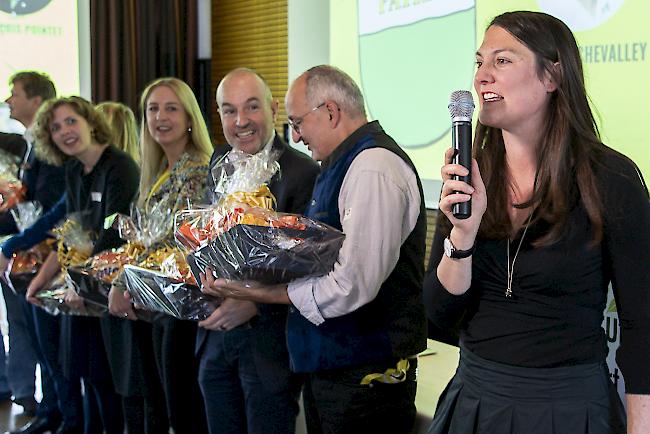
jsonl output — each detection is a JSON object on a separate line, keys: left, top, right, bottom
{"left": 0, "top": 180, "right": 26, "bottom": 212}
{"left": 10, "top": 240, "right": 52, "bottom": 274}
{"left": 86, "top": 244, "right": 143, "bottom": 284}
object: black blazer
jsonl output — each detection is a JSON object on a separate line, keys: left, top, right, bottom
{"left": 0, "top": 132, "right": 27, "bottom": 160}
{"left": 197, "top": 134, "right": 320, "bottom": 383}
{"left": 205, "top": 134, "right": 320, "bottom": 213}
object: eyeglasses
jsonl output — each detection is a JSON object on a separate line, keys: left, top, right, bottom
{"left": 287, "top": 102, "right": 326, "bottom": 134}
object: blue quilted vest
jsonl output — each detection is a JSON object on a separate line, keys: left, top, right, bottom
{"left": 286, "top": 121, "right": 427, "bottom": 373}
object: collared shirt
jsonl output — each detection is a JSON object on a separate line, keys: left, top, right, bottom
{"left": 287, "top": 147, "right": 421, "bottom": 325}
{"left": 207, "top": 131, "right": 279, "bottom": 203}
{"left": 18, "top": 128, "right": 34, "bottom": 181}
{"left": 259, "top": 131, "right": 276, "bottom": 157}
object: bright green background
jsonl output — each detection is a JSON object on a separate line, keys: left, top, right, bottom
{"left": 331, "top": 0, "right": 649, "bottom": 185}
{"left": 358, "top": 8, "right": 475, "bottom": 147}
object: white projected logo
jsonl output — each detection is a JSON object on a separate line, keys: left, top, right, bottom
{"left": 359, "top": 0, "right": 474, "bottom": 35}
{"left": 357, "top": 0, "right": 476, "bottom": 148}
{"left": 538, "top": 0, "right": 625, "bottom": 31}
{"left": 0, "top": 0, "right": 52, "bottom": 15}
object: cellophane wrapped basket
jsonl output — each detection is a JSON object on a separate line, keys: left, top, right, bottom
{"left": 176, "top": 148, "right": 344, "bottom": 285}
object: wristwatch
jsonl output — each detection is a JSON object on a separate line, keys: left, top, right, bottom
{"left": 443, "top": 237, "right": 475, "bottom": 259}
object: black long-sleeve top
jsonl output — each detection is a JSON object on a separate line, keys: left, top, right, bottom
{"left": 65, "top": 146, "right": 139, "bottom": 256}
{"left": 424, "top": 150, "right": 650, "bottom": 393}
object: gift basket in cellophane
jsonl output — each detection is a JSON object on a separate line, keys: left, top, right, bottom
{"left": 66, "top": 204, "right": 169, "bottom": 295}
{"left": 107, "top": 200, "right": 220, "bottom": 321}
{"left": 0, "top": 149, "right": 24, "bottom": 213}
{"left": 4, "top": 202, "right": 54, "bottom": 295}
{"left": 176, "top": 148, "right": 345, "bottom": 288}
{"left": 36, "top": 214, "right": 105, "bottom": 316}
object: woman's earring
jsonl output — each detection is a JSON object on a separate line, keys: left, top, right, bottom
{"left": 188, "top": 126, "right": 192, "bottom": 132}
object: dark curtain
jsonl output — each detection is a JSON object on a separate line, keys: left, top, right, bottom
{"left": 90, "top": 0, "right": 198, "bottom": 114}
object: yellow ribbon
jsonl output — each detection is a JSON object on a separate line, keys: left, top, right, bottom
{"left": 221, "top": 184, "right": 277, "bottom": 211}
{"left": 138, "top": 245, "right": 177, "bottom": 271}
{"left": 360, "top": 359, "right": 410, "bottom": 386}
{"left": 146, "top": 169, "right": 171, "bottom": 202}
{"left": 53, "top": 220, "right": 91, "bottom": 268}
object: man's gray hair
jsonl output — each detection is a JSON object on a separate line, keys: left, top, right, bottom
{"left": 304, "top": 65, "right": 366, "bottom": 119}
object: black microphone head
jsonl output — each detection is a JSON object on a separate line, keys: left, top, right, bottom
{"left": 448, "top": 90, "right": 474, "bottom": 122}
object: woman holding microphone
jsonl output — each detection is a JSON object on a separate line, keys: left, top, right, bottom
{"left": 425, "top": 11, "right": 649, "bottom": 434}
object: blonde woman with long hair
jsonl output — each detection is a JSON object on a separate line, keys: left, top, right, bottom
{"left": 137, "top": 77, "right": 212, "bottom": 207}
{"left": 108, "top": 77, "right": 211, "bottom": 434}
{"left": 96, "top": 101, "right": 140, "bottom": 163}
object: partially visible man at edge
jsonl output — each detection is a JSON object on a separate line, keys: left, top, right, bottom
{"left": 1, "top": 72, "right": 82, "bottom": 434}
{"left": 196, "top": 67, "right": 319, "bottom": 434}
{"left": 201, "top": 65, "right": 427, "bottom": 433}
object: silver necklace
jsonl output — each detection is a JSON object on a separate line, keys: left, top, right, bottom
{"left": 506, "top": 212, "right": 533, "bottom": 298}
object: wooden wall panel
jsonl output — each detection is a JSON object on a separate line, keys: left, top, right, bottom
{"left": 211, "top": 0, "right": 288, "bottom": 143}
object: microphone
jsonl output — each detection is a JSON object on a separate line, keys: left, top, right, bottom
{"left": 448, "top": 90, "right": 475, "bottom": 219}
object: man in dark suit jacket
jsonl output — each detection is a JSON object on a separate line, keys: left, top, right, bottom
{"left": 196, "top": 68, "right": 319, "bottom": 434}
{"left": 0, "top": 136, "right": 64, "bottom": 235}
{"left": 0, "top": 132, "right": 27, "bottom": 161}
{"left": 0, "top": 132, "right": 26, "bottom": 236}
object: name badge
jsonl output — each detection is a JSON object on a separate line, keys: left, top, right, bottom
{"left": 91, "top": 192, "right": 102, "bottom": 202}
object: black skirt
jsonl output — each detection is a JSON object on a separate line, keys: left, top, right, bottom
{"left": 59, "top": 316, "right": 113, "bottom": 384}
{"left": 100, "top": 316, "right": 164, "bottom": 397}
{"left": 428, "top": 345, "right": 626, "bottom": 434}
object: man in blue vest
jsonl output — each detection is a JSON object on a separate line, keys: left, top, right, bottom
{"left": 201, "top": 65, "right": 428, "bottom": 433}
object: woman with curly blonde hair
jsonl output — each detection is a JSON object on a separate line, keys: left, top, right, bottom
{"left": 27, "top": 96, "right": 140, "bottom": 433}
{"left": 33, "top": 96, "right": 113, "bottom": 167}
{"left": 1, "top": 98, "right": 146, "bottom": 430}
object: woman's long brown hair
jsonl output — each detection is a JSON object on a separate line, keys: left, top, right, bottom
{"left": 474, "top": 11, "right": 609, "bottom": 246}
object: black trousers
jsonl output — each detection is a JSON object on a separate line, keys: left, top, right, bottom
{"left": 122, "top": 395, "right": 169, "bottom": 434}
{"left": 152, "top": 317, "right": 208, "bottom": 434}
{"left": 31, "top": 307, "right": 83, "bottom": 427}
{"left": 302, "top": 359, "right": 418, "bottom": 434}
{"left": 100, "top": 316, "right": 169, "bottom": 434}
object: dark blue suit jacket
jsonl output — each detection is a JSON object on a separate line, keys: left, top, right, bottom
{"left": 197, "top": 134, "right": 320, "bottom": 385}
{"left": 0, "top": 132, "right": 27, "bottom": 159}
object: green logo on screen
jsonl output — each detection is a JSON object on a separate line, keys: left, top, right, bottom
{"left": 358, "top": 0, "right": 476, "bottom": 148}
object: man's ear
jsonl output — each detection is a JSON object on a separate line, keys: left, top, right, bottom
{"left": 326, "top": 101, "right": 340, "bottom": 126}
{"left": 30, "top": 95, "right": 43, "bottom": 112}
{"left": 270, "top": 99, "right": 279, "bottom": 121}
